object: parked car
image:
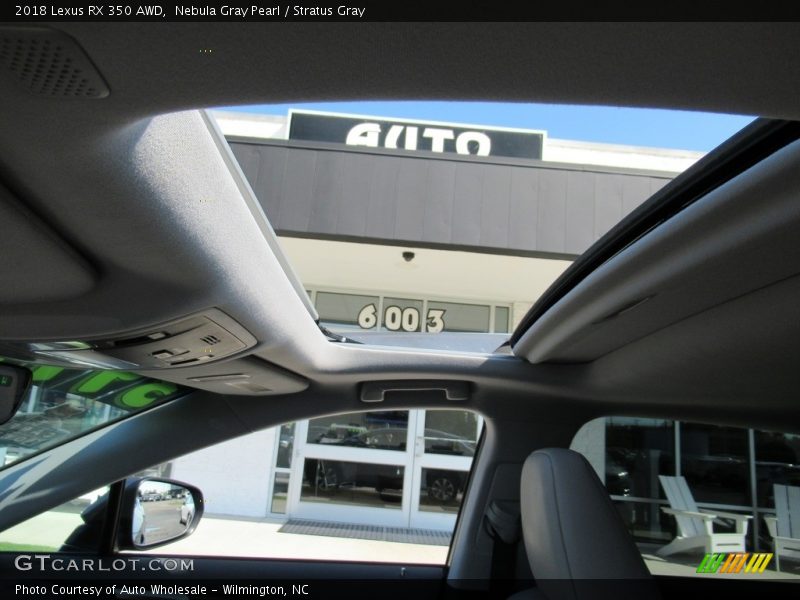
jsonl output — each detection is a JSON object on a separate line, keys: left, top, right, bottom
{"left": 179, "top": 493, "right": 195, "bottom": 526}
{"left": 132, "top": 494, "right": 146, "bottom": 546}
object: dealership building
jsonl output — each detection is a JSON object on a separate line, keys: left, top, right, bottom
{"left": 160, "top": 110, "right": 795, "bottom": 549}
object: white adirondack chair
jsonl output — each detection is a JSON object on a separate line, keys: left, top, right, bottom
{"left": 657, "top": 475, "right": 752, "bottom": 557}
{"left": 764, "top": 484, "right": 800, "bottom": 572}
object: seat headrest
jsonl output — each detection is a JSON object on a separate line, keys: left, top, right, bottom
{"left": 520, "top": 448, "right": 658, "bottom": 599}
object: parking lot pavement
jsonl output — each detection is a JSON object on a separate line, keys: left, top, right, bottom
{"left": 137, "top": 515, "right": 449, "bottom": 565}
{"left": 0, "top": 509, "right": 82, "bottom": 549}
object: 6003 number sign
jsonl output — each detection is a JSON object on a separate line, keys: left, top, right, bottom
{"left": 357, "top": 304, "right": 445, "bottom": 333}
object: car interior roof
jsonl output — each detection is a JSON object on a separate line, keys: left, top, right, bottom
{"left": 0, "top": 22, "right": 799, "bottom": 437}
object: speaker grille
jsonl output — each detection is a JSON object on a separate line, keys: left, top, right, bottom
{"left": 0, "top": 27, "right": 109, "bottom": 98}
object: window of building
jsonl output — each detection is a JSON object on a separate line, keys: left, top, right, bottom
{"left": 571, "top": 418, "right": 800, "bottom": 578}
{"left": 681, "top": 423, "right": 750, "bottom": 507}
{"left": 314, "top": 291, "right": 380, "bottom": 331}
{"left": 310, "top": 288, "right": 510, "bottom": 335}
{"left": 754, "top": 431, "right": 800, "bottom": 510}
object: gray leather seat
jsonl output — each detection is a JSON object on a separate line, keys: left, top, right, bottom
{"left": 513, "top": 448, "right": 660, "bottom": 600}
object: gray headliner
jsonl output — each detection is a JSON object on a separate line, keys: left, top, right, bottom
{"left": 0, "top": 22, "right": 796, "bottom": 427}
{"left": 515, "top": 139, "right": 800, "bottom": 365}
{"left": 6, "top": 23, "right": 800, "bottom": 118}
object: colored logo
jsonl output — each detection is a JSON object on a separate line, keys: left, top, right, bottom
{"left": 697, "top": 553, "right": 773, "bottom": 574}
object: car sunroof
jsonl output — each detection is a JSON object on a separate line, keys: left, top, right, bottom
{"left": 210, "top": 102, "right": 754, "bottom": 351}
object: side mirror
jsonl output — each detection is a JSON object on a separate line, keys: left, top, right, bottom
{"left": 118, "top": 477, "right": 204, "bottom": 550}
{"left": 0, "top": 365, "right": 32, "bottom": 425}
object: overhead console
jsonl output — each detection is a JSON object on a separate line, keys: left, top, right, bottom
{"left": 0, "top": 309, "right": 311, "bottom": 396}
{"left": 142, "top": 355, "right": 309, "bottom": 396}
{"left": 0, "top": 309, "right": 258, "bottom": 371}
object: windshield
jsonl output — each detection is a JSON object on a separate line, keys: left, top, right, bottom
{"left": 0, "top": 359, "right": 184, "bottom": 469}
{"left": 211, "top": 101, "right": 754, "bottom": 345}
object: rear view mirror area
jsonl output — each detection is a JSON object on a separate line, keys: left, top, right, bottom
{"left": 119, "top": 478, "right": 204, "bottom": 550}
{"left": 0, "top": 365, "right": 31, "bottom": 425}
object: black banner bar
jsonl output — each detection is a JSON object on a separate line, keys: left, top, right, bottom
{"left": 3, "top": 577, "right": 800, "bottom": 600}
{"left": 2, "top": 1, "right": 800, "bottom": 22}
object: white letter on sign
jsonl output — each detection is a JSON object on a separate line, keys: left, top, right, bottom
{"left": 346, "top": 123, "right": 381, "bottom": 147}
{"left": 404, "top": 126, "right": 418, "bottom": 150}
{"left": 422, "top": 128, "right": 455, "bottom": 152}
{"left": 456, "top": 131, "right": 491, "bottom": 156}
{"left": 384, "top": 125, "right": 403, "bottom": 149}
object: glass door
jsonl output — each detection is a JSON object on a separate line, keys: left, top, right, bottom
{"left": 287, "top": 411, "right": 416, "bottom": 527}
{"left": 268, "top": 423, "right": 295, "bottom": 516}
{"left": 284, "top": 409, "right": 481, "bottom": 531}
{"left": 409, "top": 410, "right": 481, "bottom": 530}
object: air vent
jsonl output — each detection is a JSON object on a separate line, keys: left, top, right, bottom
{"left": 200, "top": 334, "right": 221, "bottom": 345}
{"left": 0, "top": 27, "right": 109, "bottom": 98}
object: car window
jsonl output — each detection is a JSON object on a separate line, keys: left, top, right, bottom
{"left": 0, "top": 359, "right": 185, "bottom": 469}
{"left": 571, "top": 417, "right": 800, "bottom": 579}
{"left": 0, "top": 487, "right": 109, "bottom": 553}
{"left": 122, "top": 409, "right": 481, "bottom": 564}
{"left": 0, "top": 455, "right": 184, "bottom": 553}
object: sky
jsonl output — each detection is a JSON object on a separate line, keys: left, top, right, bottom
{"left": 219, "top": 101, "right": 755, "bottom": 153}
